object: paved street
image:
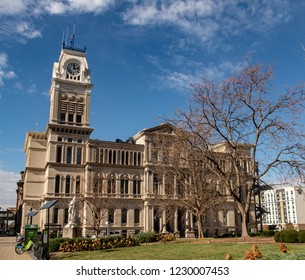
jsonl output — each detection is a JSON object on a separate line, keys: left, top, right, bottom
{"left": 0, "top": 236, "right": 32, "bottom": 260}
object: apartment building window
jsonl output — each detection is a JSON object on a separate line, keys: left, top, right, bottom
{"left": 121, "top": 209, "right": 127, "bottom": 224}
{"left": 65, "top": 175, "right": 71, "bottom": 193}
{"left": 53, "top": 208, "right": 59, "bottom": 224}
{"left": 67, "top": 147, "right": 72, "bottom": 163}
{"left": 55, "top": 175, "right": 60, "bottom": 194}
{"left": 134, "top": 209, "right": 140, "bottom": 224}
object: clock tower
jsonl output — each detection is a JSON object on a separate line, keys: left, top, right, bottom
{"left": 49, "top": 45, "right": 92, "bottom": 128}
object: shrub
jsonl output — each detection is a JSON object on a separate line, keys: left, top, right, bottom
{"left": 274, "top": 231, "right": 281, "bottom": 242}
{"left": 49, "top": 238, "right": 70, "bottom": 252}
{"left": 261, "top": 230, "right": 275, "bottom": 237}
{"left": 298, "top": 230, "right": 305, "bottom": 243}
{"left": 55, "top": 236, "right": 140, "bottom": 252}
{"left": 157, "top": 233, "right": 177, "bottom": 242}
{"left": 135, "top": 231, "right": 157, "bottom": 243}
{"left": 279, "top": 230, "right": 288, "bottom": 242}
{"left": 285, "top": 230, "right": 299, "bottom": 243}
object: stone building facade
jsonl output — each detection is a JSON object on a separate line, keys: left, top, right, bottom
{"left": 17, "top": 43, "right": 257, "bottom": 238}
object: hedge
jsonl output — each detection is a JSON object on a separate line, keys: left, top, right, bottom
{"left": 298, "top": 230, "right": 305, "bottom": 243}
{"left": 274, "top": 230, "right": 305, "bottom": 243}
{"left": 48, "top": 236, "right": 140, "bottom": 252}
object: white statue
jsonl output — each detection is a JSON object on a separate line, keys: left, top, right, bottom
{"left": 66, "top": 196, "right": 77, "bottom": 228}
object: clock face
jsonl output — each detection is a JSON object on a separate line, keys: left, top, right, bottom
{"left": 67, "top": 62, "right": 80, "bottom": 76}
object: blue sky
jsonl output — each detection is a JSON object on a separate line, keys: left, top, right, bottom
{"left": 1, "top": 0, "right": 305, "bottom": 208}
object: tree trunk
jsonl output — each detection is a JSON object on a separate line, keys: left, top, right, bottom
{"left": 240, "top": 210, "right": 250, "bottom": 239}
{"left": 197, "top": 214, "right": 204, "bottom": 238}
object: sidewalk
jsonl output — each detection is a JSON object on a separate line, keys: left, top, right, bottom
{"left": 0, "top": 236, "right": 32, "bottom": 260}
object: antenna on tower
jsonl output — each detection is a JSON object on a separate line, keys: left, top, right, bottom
{"left": 65, "top": 27, "right": 69, "bottom": 47}
{"left": 70, "top": 22, "right": 76, "bottom": 48}
{"left": 61, "top": 30, "right": 65, "bottom": 48}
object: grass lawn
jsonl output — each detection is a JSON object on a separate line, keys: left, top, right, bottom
{"left": 50, "top": 238, "right": 305, "bottom": 260}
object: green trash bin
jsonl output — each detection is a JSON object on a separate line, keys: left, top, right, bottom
{"left": 25, "top": 224, "right": 38, "bottom": 244}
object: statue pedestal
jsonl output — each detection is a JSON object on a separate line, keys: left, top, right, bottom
{"left": 185, "top": 230, "right": 196, "bottom": 238}
{"left": 63, "top": 227, "right": 78, "bottom": 238}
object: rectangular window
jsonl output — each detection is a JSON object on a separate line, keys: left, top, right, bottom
{"left": 108, "top": 209, "right": 114, "bottom": 224}
{"left": 68, "top": 114, "right": 74, "bottom": 123}
{"left": 56, "top": 146, "right": 62, "bottom": 163}
{"left": 65, "top": 176, "right": 70, "bottom": 193}
{"left": 133, "top": 179, "right": 141, "bottom": 195}
{"left": 76, "top": 115, "right": 82, "bottom": 124}
{"left": 53, "top": 208, "right": 58, "bottom": 224}
{"left": 134, "top": 209, "right": 140, "bottom": 224}
{"left": 64, "top": 208, "right": 69, "bottom": 224}
{"left": 77, "top": 148, "right": 82, "bottom": 164}
{"left": 60, "top": 113, "right": 65, "bottom": 123}
{"left": 76, "top": 176, "right": 80, "bottom": 194}
{"left": 67, "top": 147, "right": 72, "bottom": 163}
{"left": 121, "top": 209, "right": 127, "bottom": 224}
{"left": 223, "top": 211, "right": 227, "bottom": 225}
{"left": 55, "top": 175, "right": 60, "bottom": 194}
{"left": 153, "top": 177, "right": 159, "bottom": 194}
{"left": 108, "top": 178, "right": 116, "bottom": 194}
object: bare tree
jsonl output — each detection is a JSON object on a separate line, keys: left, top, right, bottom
{"left": 80, "top": 172, "right": 116, "bottom": 238}
{"left": 151, "top": 128, "right": 224, "bottom": 238}
{"left": 171, "top": 64, "right": 305, "bottom": 238}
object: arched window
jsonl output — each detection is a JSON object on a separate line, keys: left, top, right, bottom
{"left": 133, "top": 176, "right": 141, "bottom": 195}
{"left": 120, "top": 175, "right": 129, "bottom": 195}
{"left": 107, "top": 174, "right": 116, "bottom": 194}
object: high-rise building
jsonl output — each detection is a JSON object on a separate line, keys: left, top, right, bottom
{"left": 261, "top": 185, "right": 305, "bottom": 230}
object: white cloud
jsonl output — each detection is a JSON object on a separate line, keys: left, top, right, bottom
{"left": 0, "top": 169, "right": 20, "bottom": 209}
{"left": 0, "top": 0, "right": 27, "bottom": 15}
{"left": 162, "top": 60, "right": 247, "bottom": 92}
{"left": 0, "top": 0, "right": 117, "bottom": 16}
{"left": 0, "top": 53, "right": 16, "bottom": 87}
{"left": 123, "top": 0, "right": 291, "bottom": 43}
{"left": 16, "top": 21, "right": 42, "bottom": 39}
